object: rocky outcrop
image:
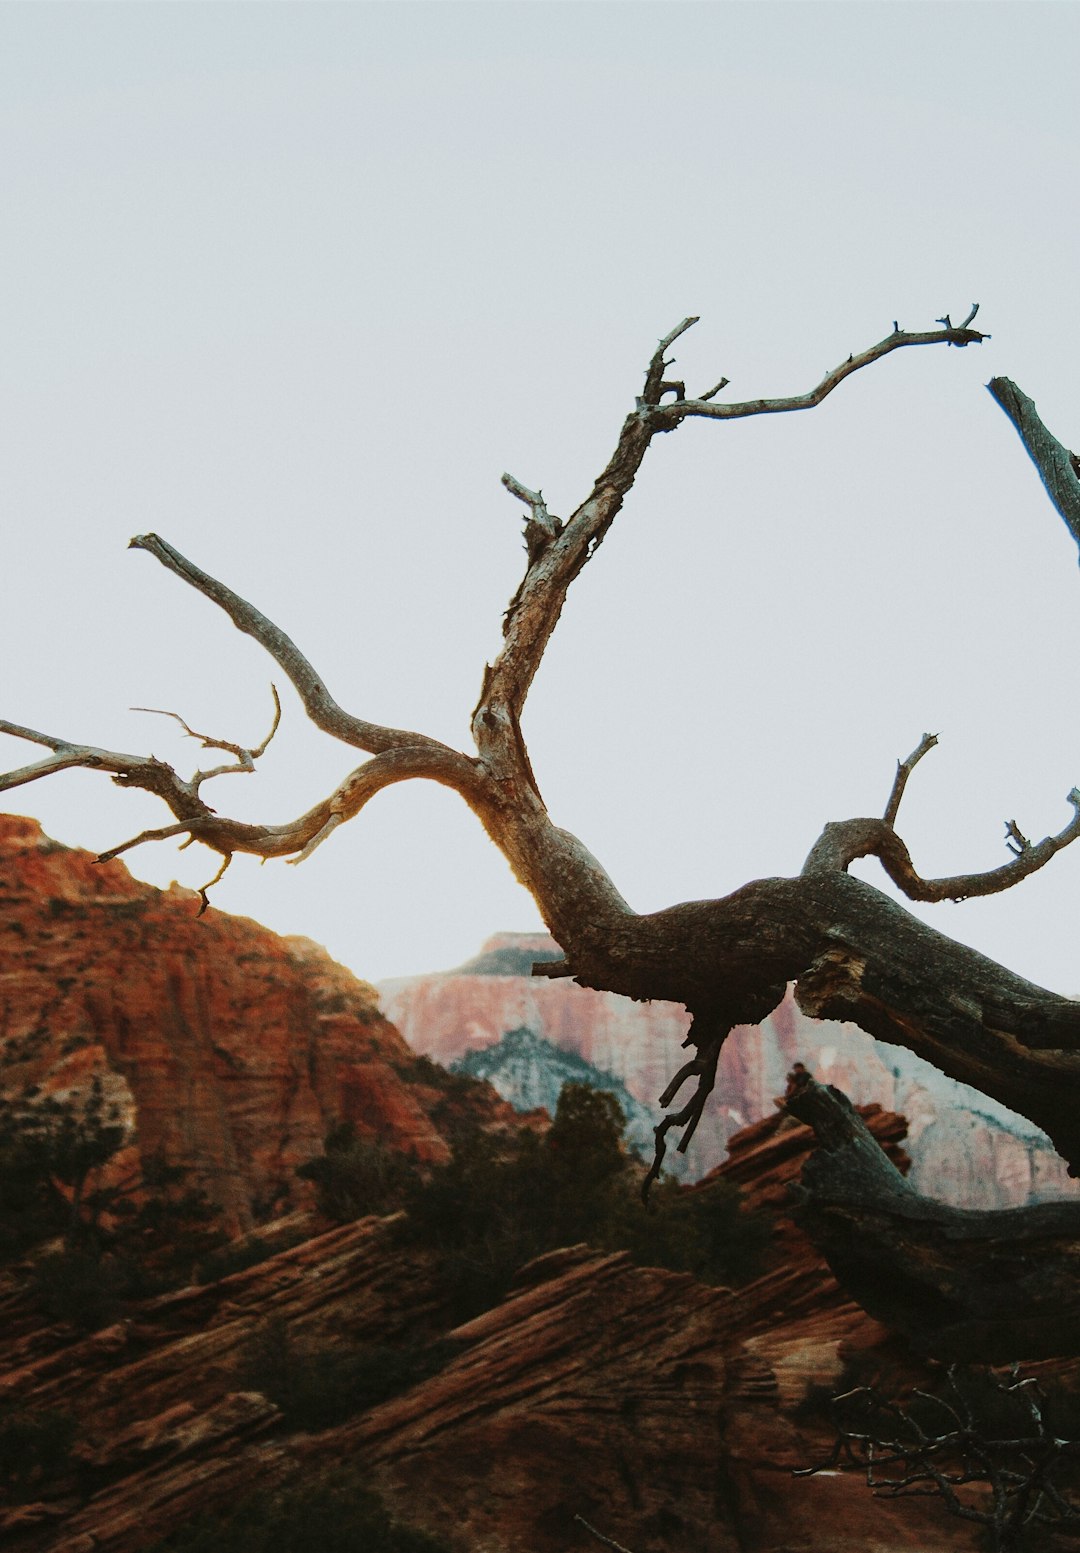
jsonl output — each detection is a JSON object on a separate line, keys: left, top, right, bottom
{"left": 381, "top": 932, "right": 1080, "bottom": 1206}
{"left": 0, "top": 816, "right": 519, "bottom": 1232}
{"left": 0, "top": 1104, "right": 993, "bottom": 1553}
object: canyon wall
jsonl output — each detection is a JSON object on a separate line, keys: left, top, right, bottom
{"left": 380, "top": 932, "right": 1079, "bottom": 1206}
{"left": 0, "top": 815, "right": 516, "bottom": 1231}
{"left": 1, "top": 1101, "right": 987, "bottom": 1553}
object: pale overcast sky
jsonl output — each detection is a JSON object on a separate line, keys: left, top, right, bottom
{"left": 3, "top": 2, "right": 1080, "bottom": 987}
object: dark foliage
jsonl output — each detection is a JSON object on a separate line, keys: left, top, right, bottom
{"left": 0, "top": 1405, "right": 76, "bottom": 1502}
{"left": 0, "top": 1076, "right": 125, "bottom": 1259}
{"left": 147, "top": 1466, "right": 450, "bottom": 1553}
{"left": 393, "top": 1083, "right": 771, "bottom": 1320}
{"left": 0, "top": 1084, "right": 226, "bottom": 1328}
{"left": 239, "top": 1316, "right": 459, "bottom": 1432}
{"left": 194, "top": 1223, "right": 309, "bottom": 1284}
{"left": 296, "top": 1120, "right": 417, "bottom": 1221}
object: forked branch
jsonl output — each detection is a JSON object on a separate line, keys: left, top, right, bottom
{"left": 652, "top": 309, "right": 987, "bottom": 428}
{"left": 132, "top": 684, "right": 282, "bottom": 789}
{"left": 804, "top": 733, "right": 1080, "bottom": 904}
{"left": 642, "top": 1013, "right": 729, "bottom": 1200}
{"left": 476, "top": 310, "right": 987, "bottom": 781}
{"left": 128, "top": 533, "right": 454, "bottom": 757}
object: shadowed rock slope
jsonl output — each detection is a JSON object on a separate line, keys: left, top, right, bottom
{"left": 0, "top": 1106, "right": 1016, "bottom": 1553}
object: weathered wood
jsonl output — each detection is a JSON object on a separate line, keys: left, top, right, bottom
{"left": 989, "top": 375, "right": 1080, "bottom": 556}
{"left": 787, "top": 1079, "right": 1080, "bottom": 1362}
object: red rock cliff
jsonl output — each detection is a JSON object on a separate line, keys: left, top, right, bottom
{"left": 0, "top": 815, "right": 515, "bottom": 1231}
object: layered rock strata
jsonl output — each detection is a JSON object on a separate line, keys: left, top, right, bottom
{"left": 0, "top": 1105, "right": 993, "bottom": 1553}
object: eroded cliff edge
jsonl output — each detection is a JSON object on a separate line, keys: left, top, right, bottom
{"left": 0, "top": 815, "right": 516, "bottom": 1231}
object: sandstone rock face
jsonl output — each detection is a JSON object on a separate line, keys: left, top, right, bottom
{"left": 0, "top": 816, "right": 517, "bottom": 1232}
{"left": 0, "top": 1104, "right": 990, "bottom": 1553}
{"left": 381, "top": 932, "right": 1079, "bottom": 1206}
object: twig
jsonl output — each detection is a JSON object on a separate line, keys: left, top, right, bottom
{"left": 643, "top": 1015, "right": 727, "bottom": 1200}
{"left": 129, "top": 533, "right": 454, "bottom": 758}
{"left": 286, "top": 811, "right": 345, "bottom": 865}
{"left": 1004, "top": 820, "right": 1031, "bottom": 858}
{"left": 573, "top": 1515, "right": 636, "bottom": 1553}
{"left": 196, "top": 852, "right": 232, "bottom": 916}
{"left": 659, "top": 313, "right": 988, "bottom": 425}
{"left": 640, "top": 316, "right": 699, "bottom": 406}
{"left": 698, "top": 376, "right": 729, "bottom": 402}
{"left": 883, "top": 732, "right": 939, "bottom": 826}
{"left": 95, "top": 820, "right": 198, "bottom": 864}
{"left": 133, "top": 684, "right": 282, "bottom": 788}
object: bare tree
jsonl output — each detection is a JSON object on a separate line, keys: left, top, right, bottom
{"left": 798, "top": 1363, "right": 1080, "bottom": 1553}
{"left": 6, "top": 309, "right": 1080, "bottom": 1350}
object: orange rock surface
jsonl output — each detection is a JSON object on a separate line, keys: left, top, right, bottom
{"left": 0, "top": 815, "right": 516, "bottom": 1231}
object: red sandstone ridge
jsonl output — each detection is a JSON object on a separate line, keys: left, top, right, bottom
{"left": 0, "top": 814, "right": 519, "bottom": 1231}
{"left": 381, "top": 932, "right": 1080, "bottom": 1206}
{"left": 0, "top": 1102, "right": 999, "bottom": 1553}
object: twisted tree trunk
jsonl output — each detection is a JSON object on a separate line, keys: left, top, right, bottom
{"left": 5, "top": 308, "right": 1080, "bottom": 1350}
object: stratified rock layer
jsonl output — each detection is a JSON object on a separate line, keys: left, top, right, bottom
{"left": 0, "top": 815, "right": 517, "bottom": 1231}
{"left": 381, "top": 932, "right": 1079, "bottom": 1205}
{"left": 1, "top": 1105, "right": 997, "bottom": 1553}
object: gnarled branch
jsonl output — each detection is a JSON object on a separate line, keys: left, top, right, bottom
{"left": 128, "top": 533, "right": 455, "bottom": 758}
{"left": 19, "top": 307, "right": 1080, "bottom": 1225}
{"left": 132, "top": 684, "right": 281, "bottom": 789}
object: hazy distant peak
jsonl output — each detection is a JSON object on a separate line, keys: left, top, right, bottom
{"left": 449, "top": 932, "right": 564, "bottom": 978}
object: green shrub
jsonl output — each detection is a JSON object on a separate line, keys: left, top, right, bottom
{"left": 32, "top": 1247, "right": 131, "bottom": 1331}
{"left": 608, "top": 1173, "right": 773, "bottom": 1287}
{"left": 399, "top": 1084, "right": 772, "bottom": 1320}
{"left": 148, "top": 1467, "right": 450, "bottom": 1553}
{"left": 300, "top": 1084, "right": 772, "bottom": 1324}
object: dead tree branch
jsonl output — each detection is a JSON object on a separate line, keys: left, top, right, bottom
{"left": 650, "top": 314, "right": 987, "bottom": 429}
{"left": 882, "top": 732, "right": 939, "bottom": 827}
{"left": 19, "top": 305, "right": 1080, "bottom": 1236}
{"left": 988, "top": 376, "right": 1080, "bottom": 556}
{"left": 786, "top": 1080, "right": 1080, "bottom": 1361}
{"left": 132, "top": 684, "right": 281, "bottom": 789}
{"left": 798, "top": 1363, "right": 1080, "bottom": 1553}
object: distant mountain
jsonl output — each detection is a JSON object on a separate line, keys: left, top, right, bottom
{"left": 451, "top": 1024, "right": 657, "bottom": 1160}
{"left": 381, "top": 932, "right": 1080, "bottom": 1207}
